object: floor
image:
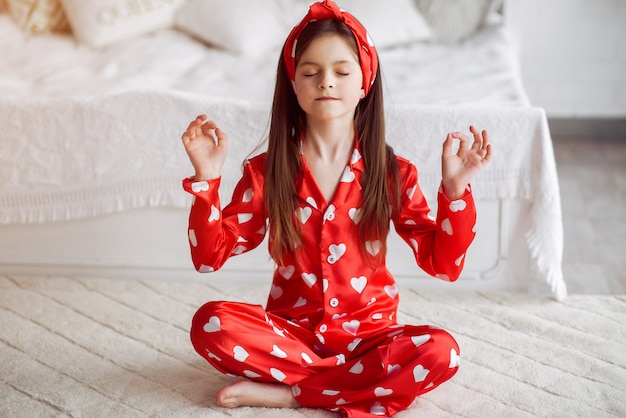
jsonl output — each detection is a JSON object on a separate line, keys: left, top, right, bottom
{"left": 552, "top": 135, "right": 626, "bottom": 294}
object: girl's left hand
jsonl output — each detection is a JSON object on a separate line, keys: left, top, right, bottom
{"left": 441, "top": 126, "right": 493, "bottom": 200}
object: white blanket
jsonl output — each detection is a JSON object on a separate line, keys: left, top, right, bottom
{"left": 0, "top": 91, "right": 565, "bottom": 299}
{"left": 0, "top": 276, "right": 622, "bottom": 417}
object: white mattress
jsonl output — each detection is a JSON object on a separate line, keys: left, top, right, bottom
{"left": 0, "top": 14, "right": 528, "bottom": 107}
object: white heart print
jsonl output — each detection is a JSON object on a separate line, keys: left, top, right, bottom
{"left": 299, "top": 207, "right": 312, "bottom": 224}
{"left": 188, "top": 229, "right": 197, "bottom": 247}
{"left": 441, "top": 218, "right": 453, "bottom": 235}
{"left": 365, "top": 240, "right": 381, "bottom": 256}
{"left": 208, "top": 205, "right": 220, "bottom": 222}
{"left": 350, "top": 276, "right": 367, "bottom": 294}
{"left": 411, "top": 334, "right": 431, "bottom": 347}
{"left": 370, "top": 402, "right": 386, "bottom": 415}
{"left": 191, "top": 181, "right": 209, "bottom": 193}
{"left": 198, "top": 264, "right": 214, "bottom": 273}
{"left": 455, "top": 254, "right": 465, "bottom": 266}
{"left": 384, "top": 284, "right": 398, "bottom": 299}
{"left": 406, "top": 185, "right": 417, "bottom": 200}
{"left": 293, "top": 297, "right": 307, "bottom": 308}
{"left": 328, "top": 243, "right": 346, "bottom": 263}
{"left": 449, "top": 199, "right": 467, "bottom": 212}
{"left": 270, "top": 345, "right": 288, "bottom": 359}
{"left": 436, "top": 274, "right": 451, "bottom": 282}
{"left": 242, "top": 188, "right": 254, "bottom": 203}
{"left": 301, "top": 352, "right": 313, "bottom": 364}
{"left": 270, "top": 285, "right": 283, "bottom": 299}
{"left": 351, "top": 148, "right": 362, "bottom": 164}
{"left": 278, "top": 265, "right": 295, "bottom": 279}
{"left": 340, "top": 166, "right": 356, "bottom": 183}
{"left": 231, "top": 245, "right": 246, "bottom": 255}
{"left": 342, "top": 319, "right": 360, "bottom": 335}
{"left": 237, "top": 213, "right": 253, "bottom": 224}
{"left": 203, "top": 316, "right": 221, "bottom": 333}
{"left": 374, "top": 387, "right": 393, "bottom": 397}
{"left": 347, "top": 337, "right": 362, "bottom": 352}
{"left": 233, "top": 346, "right": 249, "bottom": 362}
{"left": 449, "top": 348, "right": 461, "bottom": 368}
{"left": 349, "top": 360, "right": 364, "bottom": 374}
{"left": 301, "top": 272, "right": 317, "bottom": 287}
{"left": 413, "top": 364, "right": 430, "bottom": 382}
{"left": 348, "top": 207, "right": 361, "bottom": 224}
{"left": 387, "top": 364, "right": 401, "bottom": 376}
{"left": 305, "top": 196, "right": 318, "bottom": 209}
{"left": 270, "top": 368, "right": 287, "bottom": 382}
{"left": 322, "top": 389, "right": 340, "bottom": 396}
{"left": 244, "top": 370, "right": 261, "bottom": 378}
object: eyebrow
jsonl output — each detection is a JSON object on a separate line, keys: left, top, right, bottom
{"left": 297, "top": 60, "right": 357, "bottom": 67}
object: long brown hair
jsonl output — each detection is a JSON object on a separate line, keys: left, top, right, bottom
{"left": 265, "top": 19, "right": 400, "bottom": 263}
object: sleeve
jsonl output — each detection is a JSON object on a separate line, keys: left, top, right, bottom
{"left": 182, "top": 159, "right": 267, "bottom": 273}
{"left": 392, "top": 160, "right": 477, "bottom": 282}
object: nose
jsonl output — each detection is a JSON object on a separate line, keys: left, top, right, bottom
{"left": 318, "top": 71, "right": 335, "bottom": 89}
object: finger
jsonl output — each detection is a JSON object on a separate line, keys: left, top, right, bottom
{"left": 483, "top": 143, "right": 493, "bottom": 163}
{"left": 452, "top": 131, "right": 469, "bottom": 150}
{"left": 200, "top": 120, "right": 218, "bottom": 137}
{"left": 469, "top": 125, "right": 483, "bottom": 150}
{"left": 442, "top": 133, "right": 453, "bottom": 157}
{"left": 185, "top": 114, "right": 207, "bottom": 132}
{"left": 481, "top": 129, "right": 490, "bottom": 150}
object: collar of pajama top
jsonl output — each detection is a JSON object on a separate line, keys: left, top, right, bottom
{"left": 183, "top": 142, "right": 477, "bottom": 356}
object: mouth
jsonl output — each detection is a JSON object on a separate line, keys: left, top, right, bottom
{"left": 316, "top": 97, "right": 339, "bottom": 101}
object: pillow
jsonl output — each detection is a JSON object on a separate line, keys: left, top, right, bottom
{"left": 334, "top": 0, "right": 432, "bottom": 49}
{"left": 414, "top": 0, "right": 494, "bottom": 43}
{"left": 6, "top": 0, "right": 69, "bottom": 34}
{"left": 174, "top": 0, "right": 290, "bottom": 56}
{"left": 60, "top": 0, "right": 186, "bottom": 47}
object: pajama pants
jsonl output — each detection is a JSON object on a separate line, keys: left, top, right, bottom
{"left": 190, "top": 301, "right": 460, "bottom": 417}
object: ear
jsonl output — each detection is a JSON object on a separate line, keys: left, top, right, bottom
{"left": 291, "top": 80, "right": 298, "bottom": 95}
{"left": 360, "top": 89, "right": 365, "bottom": 99}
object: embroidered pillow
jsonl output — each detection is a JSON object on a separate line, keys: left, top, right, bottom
{"left": 6, "top": 0, "right": 69, "bottom": 34}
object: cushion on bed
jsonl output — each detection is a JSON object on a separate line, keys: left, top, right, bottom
{"left": 414, "top": 0, "right": 497, "bottom": 43}
{"left": 60, "top": 0, "right": 186, "bottom": 47}
{"left": 6, "top": 0, "right": 69, "bottom": 34}
{"left": 174, "top": 0, "right": 290, "bottom": 56}
{"left": 334, "top": 0, "right": 432, "bottom": 48}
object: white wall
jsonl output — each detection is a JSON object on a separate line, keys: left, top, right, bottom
{"left": 507, "top": 0, "right": 626, "bottom": 118}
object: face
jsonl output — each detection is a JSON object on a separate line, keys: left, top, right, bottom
{"left": 292, "top": 34, "right": 364, "bottom": 124}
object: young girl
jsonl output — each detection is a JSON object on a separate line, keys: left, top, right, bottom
{"left": 181, "top": 1, "right": 492, "bottom": 416}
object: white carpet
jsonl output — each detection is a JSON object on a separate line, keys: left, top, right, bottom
{"left": 1, "top": 275, "right": 624, "bottom": 417}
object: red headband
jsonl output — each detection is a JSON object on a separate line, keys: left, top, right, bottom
{"left": 283, "top": 0, "right": 378, "bottom": 96}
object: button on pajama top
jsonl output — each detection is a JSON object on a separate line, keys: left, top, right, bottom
{"left": 183, "top": 145, "right": 476, "bottom": 417}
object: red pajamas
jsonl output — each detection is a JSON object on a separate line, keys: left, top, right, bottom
{"left": 184, "top": 144, "right": 476, "bottom": 417}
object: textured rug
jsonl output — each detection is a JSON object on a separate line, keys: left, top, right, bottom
{"left": 1, "top": 275, "right": 624, "bottom": 417}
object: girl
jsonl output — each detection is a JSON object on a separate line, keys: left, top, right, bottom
{"left": 181, "top": 1, "right": 492, "bottom": 417}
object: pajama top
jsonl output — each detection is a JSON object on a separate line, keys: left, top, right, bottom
{"left": 183, "top": 144, "right": 476, "bottom": 356}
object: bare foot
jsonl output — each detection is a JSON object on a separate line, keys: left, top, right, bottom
{"left": 216, "top": 380, "right": 299, "bottom": 409}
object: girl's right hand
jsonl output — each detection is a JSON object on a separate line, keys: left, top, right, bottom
{"left": 181, "top": 115, "right": 228, "bottom": 181}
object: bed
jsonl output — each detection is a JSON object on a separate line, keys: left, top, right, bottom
{"left": 0, "top": 0, "right": 566, "bottom": 301}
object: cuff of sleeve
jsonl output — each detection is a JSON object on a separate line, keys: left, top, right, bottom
{"left": 437, "top": 183, "right": 474, "bottom": 212}
{"left": 182, "top": 176, "right": 221, "bottom": 195}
